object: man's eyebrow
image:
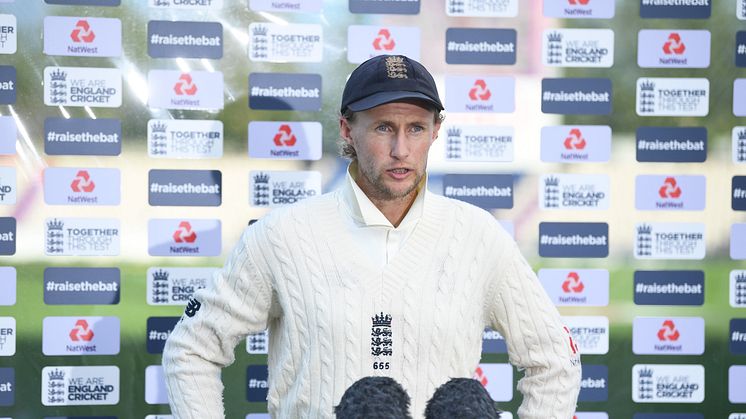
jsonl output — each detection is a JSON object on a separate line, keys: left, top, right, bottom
{"left": 372, "top": 118, "right": 428, "bottom": 126}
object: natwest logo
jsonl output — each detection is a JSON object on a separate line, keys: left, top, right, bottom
{"left": 544, "top": 0, "right": 614, "bottom": 18}
{"left": 469, "top": 80, "right": 491, "bottom": 101}
{"left": 541, "top": 125, "right": 611, "bottom": 163}
{"left": 663, "top": 33, "right": 685, "bottom": 55}
{"left": 657, "top": 319, "right": 680, "bottom": 341}
{"left": 658, "top": 177, "right": 681, "bottom": 199}
{"left": 638, "top": 30, "right": 709, "bottom": 68}
{"left": 148, "top": 218, "right": 221, "bottom": 257}
{"left": 445, "top": 75, "right": 514, "bottom": 113}
{"left": 633, "top": 316, "right": 703, "bottom": 355}
{"left": 70, "top": 170, "right": 95, "bottom": 193}
{"left": 539, "top": 268, "right": 609, "bottom": 306}
{"left": 347, "top": 25, "right": 420, "bottom": 63}
{"left": 149, "top": 69, "right": 223, "bottom": 110}
{"left": 373, "top": 29, "right": 395, "bottom": 51}
{"left": 273, "top": 125, "right": 296, "bottom": 147}
{"left": 174, "top": 73, "right": 197, "bottom": 96}
{"left": 43, "top": 316, "right": 120, "bottom": 356}
{"left": 173, "top": 221, "right": 196, "bottom": 243}
{"left": 44, "top": 17, "right": 122, "bottom": 58}
{"left": 70, "top": 20, "right": 95, "bottom": 43}
{"left": 69, "top": 319, "right": 94, "bottom": 342}
{"left": 248, "top": 121, "right": 322, "bottom": 160}
{"left": 562, "top": 272, "right": 585, "bottom": 293}
{"left": 636, "top": 175, "right": 704, "bottom": 211}
{"left": 565, "top": 129, "right": 587, "bottom": 150}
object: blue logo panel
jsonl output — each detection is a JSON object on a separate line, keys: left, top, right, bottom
{"left": 0, "top": 66, "right": 16, "bottom": 104}
{"left": 482, "top": 328, "right": 507, "bottom": 354}
{"left": 0, "top": 367, "right": 13, "bottom": 406}
{"left": 249, "top": 73, "right": 322, "bottom": 111}
{"left": 44, "top": 0, "right": 120, "bottom": 4}
{"left": 148, "top": 169, "right": 222, "bottom": 207}
{"left": 44, "top": 417, "right": 118, "bottom": 419}
{"left": 731, "top": 318, "right": 746, "bottom": 354}
{"left": 445, "top": 28, "right": 516, "bottom": 65}
{"left": 45, "top": 118, "right": 122, "bottom": 156}
{"left": 733, "top": 176, "right": 746, "bottom": 211}
{"left": 247, "top": 365, "right": 269, "bottom": 402}
{"left": 148, "top": 21, "right": 223, "bottom": 59}
{"left": 44, "top": 268, "right": 120, "bottom": 305}
{"left": 146, "top": 317, "right": 180, "bottom": 354}
{"left": 636, "top": 127, "right": 707, "bottom": 162}
{"left": 634, "top": 271, "right": 704, "bottom": 306}
{"left": 349, "top": 0, "right": 420, "bottom": 14}
{"left": 639, "top": 0, "right": 711, "bottom": 18}
{"left": 0, "top": 217, "right": 15, "bottom": 255}
{"left": 541, "top": 78, "right": 612, "bottom": 115}
{"left": 539, "top": 222, "right": 608, "bottom": 258}
{"left": 442, "top": 174, "right": 513, "bottom": 209}
{"left": 737, "top": 31, "right": 746, "bottom": 67}
{"left": 579, "top": 364, "right": 608, "bottom": 402}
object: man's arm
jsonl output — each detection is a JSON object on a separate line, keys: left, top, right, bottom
{"left": 162, "top": 225, "right": 275, "bottom": 419}
{"left": 485, "top": 239, "right": 581, "bottom": 419}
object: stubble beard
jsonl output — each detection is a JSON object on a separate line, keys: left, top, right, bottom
{"left": 359, "top": 163, "right": 424, "bottom": 203}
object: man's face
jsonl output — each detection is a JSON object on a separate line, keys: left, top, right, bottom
{"left": 340, "top": 101, "right": 441, "bottom": 203}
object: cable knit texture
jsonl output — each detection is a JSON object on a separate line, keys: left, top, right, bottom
{"left": 162, "top": 189, "right": 581, "bottom": 419}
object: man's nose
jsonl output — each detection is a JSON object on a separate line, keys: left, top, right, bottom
{"left": 390, "top": 130, "right": 410, "bottom": 158}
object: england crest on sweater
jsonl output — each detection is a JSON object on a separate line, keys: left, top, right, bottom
{"left": 371, "top": 312, "right": 392, "bottom": 371}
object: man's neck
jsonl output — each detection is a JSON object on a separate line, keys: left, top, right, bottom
{"left": 367, "top": 192, "right": 417, "bottom": 228}
{"left": 349, "top": 162, "right": 422, "bottom": 228}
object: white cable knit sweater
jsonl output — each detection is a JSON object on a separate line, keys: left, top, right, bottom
{"left": 162, "top": 187, "right": 581, "bottom": 419}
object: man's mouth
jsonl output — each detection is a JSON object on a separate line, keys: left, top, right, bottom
{"left": 387, "top": 168, "right": 412, "bottom": 179}
{"left": 388, "top": 168, "right": 410, "bottom": 174}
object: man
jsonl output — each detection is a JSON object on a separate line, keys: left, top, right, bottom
{"left": 163, "top": 55, "right": 581, "bottom": 419}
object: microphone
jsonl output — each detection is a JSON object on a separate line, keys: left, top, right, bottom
{"left": 335, "top": 376, "right": 412, "bottom": 419}
{"left": 425, "top": 378, "right": 502, "bottom": 419}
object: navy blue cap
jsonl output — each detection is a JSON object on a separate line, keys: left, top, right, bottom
{"left": 341, "top": 55, "right": 444, "bottom": 113}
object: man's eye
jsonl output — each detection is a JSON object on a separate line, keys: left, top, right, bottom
{"left": 411, "top": 126, "right": 424, "bottom": 133}
{"left": 376, "top": 125, "right": 390, "bottom": 132}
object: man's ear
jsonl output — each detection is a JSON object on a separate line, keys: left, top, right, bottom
{"left": 339, "top": 117, "right": 353, "bottom": 144}
{"left": 432, "top": 119, "right": 442, "bottom": 142}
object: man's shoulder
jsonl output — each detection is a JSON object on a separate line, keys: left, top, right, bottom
{"left": 428, "top": 190, "right": 500, "bottom": 221}
{"left": 426, "top": 191, "right": 512, "bottom": 240}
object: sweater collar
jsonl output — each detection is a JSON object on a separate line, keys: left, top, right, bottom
{"left": 342, "top": 161, "right": 427, "bottom": 228}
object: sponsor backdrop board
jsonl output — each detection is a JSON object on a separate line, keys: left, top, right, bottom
{"left": 0, "top": 116, "right": 16, "bottom": 154}
{"left": 0, "top": 14, "right": 17, "bottom": 54}
{"left": 147, "top": 119, "right": 223, "bottom": 159}
{"left": 0, "top": 1, "right": 744, "bottom": 418}
{"left": 43, "top": 267, "right": 120, "bottom": 305}
{"left": 44, "top": 117, "right": 122, "bottom": 156}
{"left": 542, "top": 29, "right": 615, "bottom": 68}
{"left": 0, "top": 267, "right": 16, "bottom": 306}
{"left": 43, "top": 16, "right": 122, "bottom": 58}
{"left": 248, "top": 23, "right": 322, "bottom": 63}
